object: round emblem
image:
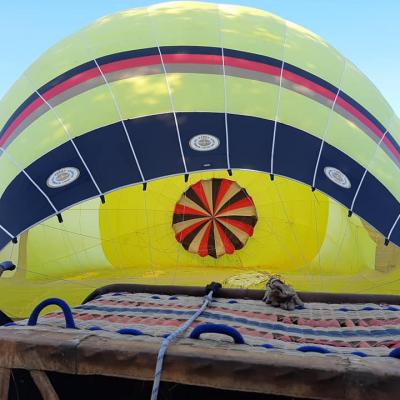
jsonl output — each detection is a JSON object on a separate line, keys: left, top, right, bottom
{"left": 47, "top": 167, "right": 80, "bottom": 188}
{"left": 324, "top": 166, "right": 351, "bottom": 189}
{"left": 189, "top": 134, "right": 220, "bottom": 151}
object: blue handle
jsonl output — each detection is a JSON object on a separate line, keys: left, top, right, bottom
{"left": 28, "top": 298, "right": 76, "bottom": 329}
{"left": 190, "top": 323, "right": 245, "bottom": 344}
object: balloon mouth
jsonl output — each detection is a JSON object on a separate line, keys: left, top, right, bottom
{"left": 172, "top": 178, "right": 258, "bottom": 259}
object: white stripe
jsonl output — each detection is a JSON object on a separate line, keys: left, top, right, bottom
{"left": 311, "top": 62, "right": 347, "bottom": 189}
{"left": 270, "top": 22, "right": 288, "bottom": 176}
{"left": 0, "top": 147, "right": 59, "bottom": 214}
{"left": 218, "top": 5, "right": 231, "bottom": 170}
{"left": 29, "top": 84, "right": 104, "bottom": 196}
{"left": 147, "top": 8, "right": 188, "bottom": 174}
{"left": 92, "top": 59, "right": 146, "bottom": 183}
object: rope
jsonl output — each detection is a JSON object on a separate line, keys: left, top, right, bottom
{"left": 150, "top": 285, "right": 219, "bottom": 400}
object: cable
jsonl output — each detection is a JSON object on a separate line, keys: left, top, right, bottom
{"left": 147, "top": 7, "right": 188, "bottom": 175}
{"left": 150, "top": 283, "right": 221, "bottom": 400}
{"left": 311, "top": 62, "right": 347, "bottom": 189}
{"left": 270, "top": 22, "right": 288, "bottom": 178}
{"left": 217, "top": 4, "right": 231, "bottom": 171}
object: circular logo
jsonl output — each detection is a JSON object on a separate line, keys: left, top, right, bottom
{"left": 189, "top": 134, "right": 220, "bottom": 152}
{"left": 324, "top": 166, "right": 351, "bottom": 189}
{"left": 47, "top": 167, "right": 80, "bottom": 188}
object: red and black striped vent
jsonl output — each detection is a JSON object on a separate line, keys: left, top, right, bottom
{"left": 172, "top": 178, "right": 258, "bottom": 258}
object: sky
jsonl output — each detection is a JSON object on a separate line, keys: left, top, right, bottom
{"left": 0, "top": 0, "right": 399, "bottom": 115}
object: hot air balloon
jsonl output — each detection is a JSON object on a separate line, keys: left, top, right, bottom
{"left": 0, "top": 1, "right": 398, "bottom": 322}
{"left": 1, "top": 4, "right": 400, "bottom": 400}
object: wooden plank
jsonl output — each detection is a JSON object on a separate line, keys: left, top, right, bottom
{"left": 82, "top": 283, "right": 400, "bottom": 305}
{"left": 0, "top": 328, "right": 399, "bottom": 400}
{"left": 30, "top": 370, "right": 59, "bottom": 400}
{"left": 0, "top": 328, "right": 89, "bottom": 372}
{"left": 0, "top": 368, "right": 10, "bottom": 400}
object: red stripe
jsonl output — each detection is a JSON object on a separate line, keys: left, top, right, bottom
{"left": 163, "top": 53, "right": 221, "bottom": 66}
{"left": 198, "top": 221, "right": 212, "bottom": 257}
{"left": 224, "top": 56, "right": 282, "bottom": 77}
{"left": 335, "top": 96, "right": 400, "bottom": 160}
{"left": 215, "top": 221, "right": 235, "bottom": 254}
{"left": 214, "top": 179, "right": 233, "bottom": 211}
{"left": 2, "top": 52, "right": 398, "bottom": 163}
{"left": 283, "top": 69, "right": 337, "bottom": 102}
{"left": 218, "top": 197, "right": 254, "bottom": 215}
{"left": 0, "top": 96, "right": 44, "bottom": 145}
{"left": 218, "top": 217, "right": 254, "bottom": 236}
{"left": 42, "top": 68, "right": 101, "bottom": 101}
{"left": 175, "top": 218, "right": 208, "bottom": 242}
{"left": 174, "top": 204, "right": 208, "bottom": 217}
{"left": 191, "top": 181, "right": 211, "bottom": 213}
{"left": 101, "top": 55, "right": 162, "bottom": 73}
{"left": 284, "top": 70, "right": 400, "bottom": 162}
{"left": 163, "top": 53, "right": 282, "bottom": 76}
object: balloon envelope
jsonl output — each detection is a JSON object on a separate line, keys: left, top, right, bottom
{"left": 0, "top": 2, "right": 399, "bottom": 317}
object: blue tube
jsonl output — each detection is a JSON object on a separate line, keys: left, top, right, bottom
{"left": 28, "top": 298, "right": 76, "bottom": 329}
{"left": 190, "top": 323, "right": 245, "bottom": 344}
{"left": 117, "top": 328, "right": 143, "bottom": 336}
{"left": 351, "top": 351, "right": 368, "bottom": 357}
{"left": 389, "top": 347, "right": 400, "bottom": 358}
{"left": 297, "top": 345, "right": 331, "bottom": 354}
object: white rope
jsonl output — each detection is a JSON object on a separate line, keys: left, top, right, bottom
{"left": 150, "top": 290, "right": 214, "bottom": 400}
{"left": 29, "top": 86, "right": 104, "bottom": 197}
{"left": 387, "top": 213, "right": 400, "bottom": 242}
{"left": 311, "top": 62, "right": 347, "bottom": 189}
{"left": 142, "top": 188, "right": 157, "bottom": 282}
{"left": 270, "top": 22, "right": 288, "bottom": 177}
{"left": 331, "top": 214, "right": 350, "bottom": 276}
{"left": 147, "top": 8, "right": 188, "bottom": 174}
{"left": 92, "top": 59, "right": 146, "bottom": 183}
{"left": 0, "top": 224, "right": 15, "bottom": 241}
{"left": 218, "top": 5, "right": 231, "bottom": 171}
{"left": 0, "top": 147, "right": 59, "bottom": 215}
{"left": 312, "top": 191, "right": 323, "bottom": 289}
{"left": 273, "top": 182, "right": 307, "bottom": 266}
{"left": 349, "top": 114, "right": 395, "bottom": 214}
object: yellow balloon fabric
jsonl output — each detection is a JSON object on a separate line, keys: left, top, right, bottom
{"left": 0, "top": 171, "right": 398, "bottom": 318}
